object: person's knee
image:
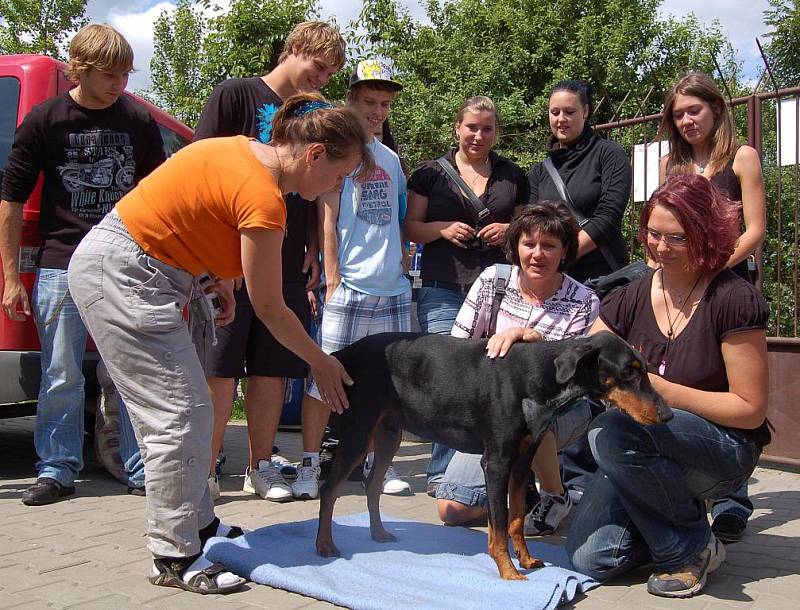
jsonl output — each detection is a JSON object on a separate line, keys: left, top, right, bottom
{"left": 588, "top": 409, "right": 646, "bottom": 470}
{"left": 437, "top": 499, "right": 485, "bottom": 525}
{"left": 566, "top": 535, "right": 616, "bottom": 582}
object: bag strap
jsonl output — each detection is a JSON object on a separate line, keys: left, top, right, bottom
{"left": 542, "top": 157, "right": 623, "bottom": 272}
{"left": 486, "top": 264, "right": 512, "bottom": 338}
{"left": 437, "top": 156, "right": 493, "bottom": 226}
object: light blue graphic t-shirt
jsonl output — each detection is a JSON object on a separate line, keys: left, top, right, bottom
{"left": 337, "top": 138, "right": 409, "bottom": 296}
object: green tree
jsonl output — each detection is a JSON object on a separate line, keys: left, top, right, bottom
{"left": 0, "top": 0, "right": 87, "bottom": 59}
{"left": 764, "top": 0, "right": 800, "bottom": 86}
{"left": 351, "top": 0, "right": 734, "bottom": 170}
{"left": 149, "top": 0, "right": 208, "bottom": 126}
{"left": 147, "top": 0, "right": 319, "bottom": 127}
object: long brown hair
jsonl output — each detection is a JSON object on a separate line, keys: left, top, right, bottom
{"left": 659, "top": 72, "right": 737, "bottom": 176}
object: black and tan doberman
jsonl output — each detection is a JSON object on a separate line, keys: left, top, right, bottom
{"left": 316, "top": 330, "right": 672, "bottom": 580}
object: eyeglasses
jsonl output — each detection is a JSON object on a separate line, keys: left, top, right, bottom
{"left": 645, "top": 228, "right": 689, "bottom": 247}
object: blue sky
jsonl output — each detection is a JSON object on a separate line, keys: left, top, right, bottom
{"left": 85, "top": 0, "right": 773, "bottom": 93}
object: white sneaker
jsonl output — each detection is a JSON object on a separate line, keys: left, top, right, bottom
{"left": 363, "top": 457, "right": 412, "bottom": 496}
{"left": 524, "top": 489, "right": 572, "bottom": 535}
{"left": 270, "top": 453, "right": 298, "bottom": 480}
{"left": 243, "top": 460, "right": 292, "bottom": 502}
{"left": 291, "top": 457, "right": 321, "bottom": 499}
{"left": 208, "top": 474, "right": 221, "bottom": 501}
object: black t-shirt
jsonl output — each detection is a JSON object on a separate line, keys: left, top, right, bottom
{"left": 600, "top": 268, "right": 771, "bottom": 445}
{"left": 527, "top": 125, "right": 632, "bottom": 283}
{"left": 407, "top": 149, "right": 528, "bottom": 285}
{"left": 194, "top": 76, "right": 311, "bottom": 284}
{"left": 1, "top": 92, "right": 165, "bottom": 268}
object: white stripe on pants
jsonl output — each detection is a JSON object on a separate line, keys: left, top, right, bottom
{"left": 68, "top": 211, "right": 215, "bottom": 558}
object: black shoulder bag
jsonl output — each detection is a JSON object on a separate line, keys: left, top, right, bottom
{"left": 437, "top": 156, "right": 494, "bottom": 249}
{"left": 542, "top": 157, "right": 648, "bottom": 299}
{"left": 484, "top": 264, "right": 512, "bottom": 338}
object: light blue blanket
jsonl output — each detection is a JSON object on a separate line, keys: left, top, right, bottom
{"left": 205, "top": 512, "right": 597, "bottom": 609}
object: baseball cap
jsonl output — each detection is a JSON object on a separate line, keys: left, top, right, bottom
{"left": 348, "top": 59, "right": 403, "bottom": 91}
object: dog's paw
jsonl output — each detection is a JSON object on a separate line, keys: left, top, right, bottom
{"left": 316, "top": 542, "right": 341, "bottom": 558}
{"left": 371, "top": 529, "right": 397, "bottom": 543}
{"left": 520, "top": 557, "right": 545, "bottom": 570}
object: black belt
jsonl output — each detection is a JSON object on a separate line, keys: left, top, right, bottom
{"left": 421, "top": 279, "right": 472, "bottom": 294}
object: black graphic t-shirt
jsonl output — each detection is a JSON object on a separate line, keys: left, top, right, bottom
{"left": 2, "top": 92, "right": 165, "bottom": 268}
{"left": 194, "top": 77, "right": 311, "bottom": 284}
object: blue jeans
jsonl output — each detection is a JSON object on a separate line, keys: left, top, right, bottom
{"left": 711, "top": 481, "right": 752, "bottom": 523}
{"left": 32, "top": 268, "right": 144, "bottom": 488}
{"left": 567, "top": 408, "right": 760, "bottom": 580}
{"left": 417, "top": 285, "right": 466, "bottom": 485}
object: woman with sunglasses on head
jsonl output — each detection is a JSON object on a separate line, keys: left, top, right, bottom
{"left": 404, "top": 96, "right": 528, "bottom": 494}
{"left": 567, "top": 174, "right": 770, "bottom": 599}
{"left": 659, "top": 71, "right": 767, "bottom": 543}
{"left": 67, "top": 93, "right": 372, "bottom": 595}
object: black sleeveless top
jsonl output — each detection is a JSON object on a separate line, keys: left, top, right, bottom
{"left": 710, "top": 158, "right": 751, "bottom": 282}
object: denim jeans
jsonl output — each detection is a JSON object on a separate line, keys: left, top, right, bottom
{"left": 567, "top": 408, "right": 760, "bottom": 580}
{"left": 710, "top": 481, "right": 752, "bottom": 523}
{"left": 416, "top": 285, "right": 466, "bottom": 485}
{"left": 33, "top": 268, "right": 144, "bottom": 488}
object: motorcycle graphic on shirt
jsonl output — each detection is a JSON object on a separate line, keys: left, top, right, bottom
{"left": 58, "top": 150, "right": 134, "bottom": 192}
{"left": 58, "top": 130, "right": 136, "bottom": 222}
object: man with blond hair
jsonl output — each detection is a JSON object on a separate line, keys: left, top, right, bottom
{"left": 194, "top": 21, "right": 347, "bottom": 503}
{"left": 0, "top": 23, "right": 165, "bottom": 505}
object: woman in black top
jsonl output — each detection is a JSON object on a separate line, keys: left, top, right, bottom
{"left": 659, "top": 72, "right": 766, "bottom": 282}
{"left": 527, "top": 80, "right": 632, "bottom": 283}
{"left": 567, "top": 175, "right": 769, "bottom": 599}
{"left": 405, "top": 95, "right": 527, "bottom": 491}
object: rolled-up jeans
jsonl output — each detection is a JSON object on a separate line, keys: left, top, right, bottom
{"left": 68, "top": 210, "right": 215, "bottom": 559}
{"left": 416, "top": 284, "right": 467, "bottom": 486}
{"left": 567, "top": 408, "right": 760, "bottom": 580}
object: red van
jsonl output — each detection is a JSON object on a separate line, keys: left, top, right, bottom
{"left": 0, "top": 54, "right": 193, "bottom": 416}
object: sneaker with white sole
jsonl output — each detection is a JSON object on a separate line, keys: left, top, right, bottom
{"left": 362, "top": 457, "right": 412, "bottom": 496}
{"left": 243, "top": 460, "right": 292, "bottom": 502}
{"left": 524, "top": 489, "right": 572, "bottom": 535}
{"left": 291, "top": 457, "right": 321, "bottom": 499}
{"left": 270, "top": 454, "right": 298, "bottom": 480}
{"left": 208, "top": 474, "right": 221, "bottom": 502}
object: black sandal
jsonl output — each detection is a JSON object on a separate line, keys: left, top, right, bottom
{"left": 149, "top": 555, "right": 245, "bottom": 594}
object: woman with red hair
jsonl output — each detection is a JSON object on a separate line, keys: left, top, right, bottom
{"left": 567, "top": 174, "right": 770, "bottom": 599}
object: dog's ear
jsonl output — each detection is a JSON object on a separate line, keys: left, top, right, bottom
{"left": 554, "top": 341, "right": 599, "bottom": 384}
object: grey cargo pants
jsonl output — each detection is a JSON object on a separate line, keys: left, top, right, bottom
{"left": 68, "top": 210, "right": 216, "bottom": 558}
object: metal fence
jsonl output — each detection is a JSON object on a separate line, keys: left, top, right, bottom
{"left": 592, "top": 84, "right": 800, "bottom": 340}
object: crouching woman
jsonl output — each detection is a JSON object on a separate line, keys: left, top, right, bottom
{"left": 567, "top": 174, "right": 770, "bottom": 599}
